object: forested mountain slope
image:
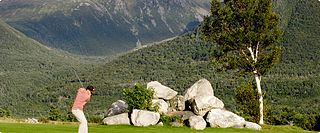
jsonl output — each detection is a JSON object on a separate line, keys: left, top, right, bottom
{"left": 266, "top": 0, "right": 320, "bottom": 113}
{"left": 0, "top": 19, "right": 97, "bottom": 117}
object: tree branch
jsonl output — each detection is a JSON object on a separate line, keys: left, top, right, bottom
{"left": 248, "top": 47, "right": 257, "bottom": 63}
{"left": 256, "top": 42, "right": 259, "bottom": 61}
{"left": 240, "top": 49, "right": 250, "bottom": 62}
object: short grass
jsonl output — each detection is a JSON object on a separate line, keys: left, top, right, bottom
{"left": 0, "top": 123, "right": 317, "bottom": 133}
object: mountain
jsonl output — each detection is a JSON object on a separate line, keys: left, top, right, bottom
{"left": 0, "top": 0, "right": 211, "bottom": 56}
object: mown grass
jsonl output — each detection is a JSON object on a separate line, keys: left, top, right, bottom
{"left": 0, "top": 123, "right": 317, "bottom": 133}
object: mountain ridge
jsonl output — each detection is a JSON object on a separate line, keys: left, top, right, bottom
{"left": 0, "top": 0, "right": 211, "bottom": 56}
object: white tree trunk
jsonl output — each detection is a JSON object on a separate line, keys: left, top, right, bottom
{"left": 249, "top": 46, "right": 264, "bottom": 125}
{"left": 254, "top": 71, "right": 264, "bottom": 125}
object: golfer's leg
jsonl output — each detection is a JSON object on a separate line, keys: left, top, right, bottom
{"left": 72, "top": 109, "right": 88, "bottom": 133}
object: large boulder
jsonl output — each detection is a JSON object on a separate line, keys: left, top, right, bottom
{"left": 184, "top": 79, "right": 224, "bottom": 116}
{"left": 147, "top": 81, "right": 178, "bottom": 100}
{"left": 131, "top": 109, "right": 160, "bottom": 126}
{"left": 106, "top": 100, "right": 128, "bottom": 116}
{"left": 206, "top": 109, "right": 245, "bottom": 128}
{"left": 188, "top": 116, "right": 206, "bottom": 130}
{"left": 168, "top": 95, "right": 185, "bottom": 111}
{"left": 103, "top": 113, "right": 130, "bottom": 125}
{"left": 152, "top": 99, "right": 169, "bottom": 114}
{"left": 184, "top": 78, "right": 214, "bottom": 101}
{"left": 190, "top": 95, "right": 224, "bottom": 116}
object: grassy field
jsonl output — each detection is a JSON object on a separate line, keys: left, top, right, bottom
{"left": 0, "top": 123, "right": 317, "bottom": 133}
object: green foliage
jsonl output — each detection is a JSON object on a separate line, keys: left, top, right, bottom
{"left": 38, "top": 117, "right": 50, "bottom": 123}
{"left": 48, "top": 105, "right": 62, "bottom": 121}
{"left": 64, "top": 111, "right": 77, "bottom": 122}
{"left": 88, "top": 115, "right": 103, "bottom": 124}
{"left": 202, "top": 0, "right": 282, "bottom": 76}
{"left": 122, "top": 83, "right": 156, "bottom": 111}
{"left": 267, "top": 107, "right": 320, "bottom": 131}
{"left": 160, "top": 115, "right": 183, "bottom": 126}
{"left": 235, "top": 82, "right": 259, "bottom": 123}
{"left": 202, "top": 0, "right": 283, "bottom": 124}
{"left": 0, "top": 107, "right": 10, "bottom": 117}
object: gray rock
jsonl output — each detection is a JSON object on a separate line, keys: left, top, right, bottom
{"left": 206, "top": 109, "right": 245, "bottom": 128}
{"left": 106, "top": 100, "right": 128, "bottom": 116}
{"left": 157, "top": 122, "right": 164, "bottom": 126}
{"left": 103, "top": 113, "right": 130, "bottom": 125}
{"left": 184, "top": 79, "right": 224, "bottom": 116}
{"left": 152, "top": 99, "right": 169, "bottom": 114}
{"left": 189, "top": 115, "right": 206, "bottom": 130}
{"left": 168, "top": 95, "right": 185, "bottom": 111}
{"left": 147, "top": 81, "right": 178, "bottom": 100}
{"left": 244, "top": 121, "right": 262, "bottom": 130}
{"left": 131, "top": 109, "right": 160, "bottom": 126}
{"left": 191, "top": 95, "right": 224, "bottom": 116}
{"left": 184, "top": 78, "right": 214, "bottom": 101}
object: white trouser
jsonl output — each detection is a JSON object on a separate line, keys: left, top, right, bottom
{"left": 72, "top": 109, "right": 88, "bottom": 133}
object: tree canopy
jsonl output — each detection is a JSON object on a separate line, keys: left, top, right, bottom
{"left": 201, "top": 0, "right": 283, "bottom": 124}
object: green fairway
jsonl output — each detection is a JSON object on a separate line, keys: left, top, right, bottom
{"left": 0, "top": 123, "right": 316, "bottom": 133}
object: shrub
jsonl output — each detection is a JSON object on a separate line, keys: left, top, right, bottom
{"left": 235, "top": 82, "right": 259, "bottom": 123}
{"left": 64, "top": 111, "right": 77, "bottom": 122}
{"left": 48, "top": 105, "right": 61, "bottom": 121}
{"left": 38, "top": 117, "right": 49, "bottom": 123}
{"left": 122, "top": 83, "right": 156, "bottom": 111}
{"left": 88, "top": 115, "right": 103, "bottom": 124}
{"left": 0, "top": 108, "right": 10, "bottom": 117}
{"left": 160, "top": 115, "right": 183, "bottom": 126}
{"left": 267, "top": 107, "right": 320, "bottom": 131}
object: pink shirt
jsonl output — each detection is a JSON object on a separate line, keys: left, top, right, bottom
{"left": 72, "top": 88, "right": 91, "bottom": 110}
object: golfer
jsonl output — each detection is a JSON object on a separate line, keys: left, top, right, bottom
{"left": 72, "top": 86, "right": 95, "bottom": 133}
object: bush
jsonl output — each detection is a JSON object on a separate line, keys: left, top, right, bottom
{"left": 64, "top": 111, "right": 77, "bottom": 122}
{"left": 48, "top": 105, "right": 62, "bottom": 121}
{"left": 235, "top": 82, "right": 260, "bottom": 123}
{"left": 160, "top": 115, "right": 183, "bottom": 126}
{"left": 267, "top": 107, "right": 320, "bottom": 131}
{"left": 0, "top": 108, "right": 10, "bottom": 117}
{"left": 88, "top": 115, "right": 103, "bottom": 124}
{"left": 38, "top": 117, "right": 49, "bottom": 123}
{"left": 122, "top": 83, "right": 156, "bottom": 111}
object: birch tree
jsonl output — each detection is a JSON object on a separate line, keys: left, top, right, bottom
{"left": 202, "top": 0, "right": 282, "bottom": 124}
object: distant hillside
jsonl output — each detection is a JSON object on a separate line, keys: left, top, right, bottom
{"left": 266, "top": 0, "right": 320, "bottom": 112}
{"left": 0, "top": 19, "right": 99, "bottom": 117}
{"left": 0, "top": 0, "right": 211, "bottom": 56}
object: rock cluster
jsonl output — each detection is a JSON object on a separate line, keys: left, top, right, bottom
{"left": 103, "top": 78, "right": 261, "bottom": 130}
